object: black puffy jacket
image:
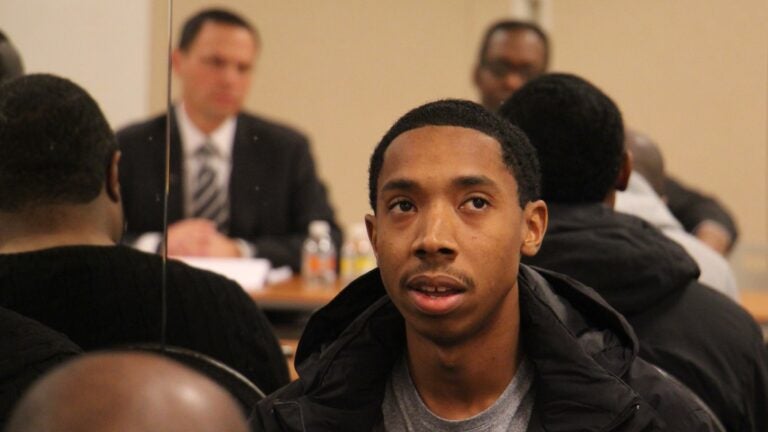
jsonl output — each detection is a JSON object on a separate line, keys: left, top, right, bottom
{"left": 253, "top": 266, "right": 722, "bottom": 431}
{"left": 524, "top": 203, "right": 768, "bottom": 432}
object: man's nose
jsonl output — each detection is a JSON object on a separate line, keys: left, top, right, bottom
{"left": 503, "top": 72, "right": 526, "bottom": 93}
{"left": 412, "top": 204, "right": 458, "bottom": 262}
{"left": 220, "top": 65, "right": 240, "bottom": 85}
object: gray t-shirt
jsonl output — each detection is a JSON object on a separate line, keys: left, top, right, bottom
{"left": 380, "top": 355, "right": 535, "bottom": 432}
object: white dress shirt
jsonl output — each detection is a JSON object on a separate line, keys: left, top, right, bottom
{"left": 133, "top": 103, "right": 255, "bottom": 257}
{"left": 176, "top": 103, "right": 236, "bottom": 218}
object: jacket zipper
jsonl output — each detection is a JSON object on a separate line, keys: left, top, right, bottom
{"left": 601, "top": 401, "right": 640, "bottom": 431}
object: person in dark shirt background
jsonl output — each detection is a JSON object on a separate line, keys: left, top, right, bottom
{"left": 0, "top": 73, "right": 289, "bottom": 395}
{"left": 500, "top": 73, "right": 767, "bottom": 432}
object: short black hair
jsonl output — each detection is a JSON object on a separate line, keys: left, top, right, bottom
{"left": 477, "top": 20, "right": 549, "bottom": 68}
{"left": 499, "top": 73, "right": 625, "bottom": 203}
{"left": 0, "top": 74, "right": 118, "bottom": 211}
{"left": 368, "top": 99, "right": 540, "bottom": 211}
{"left": 178, "top": 8, "right": 258, "bottom": 51}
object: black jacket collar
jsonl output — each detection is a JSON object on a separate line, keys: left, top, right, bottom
{"left": 266, "top": 265, "right": 649, "bottom": 431}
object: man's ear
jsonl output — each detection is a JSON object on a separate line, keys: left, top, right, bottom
{"left": 106, "top": 151, "right": 121, "bottom": 203}
{"left": 520, "top": 200, "right": 547, "bottom": 257}
{"left": 615, "top": 151, "right": 632, "bottom": 192}
{"left": 472, "top": 63, "right": 483, "bottom": 88}
{"left": 364, "top": 213, "right": 378, "bottom": 259}
{"left": 171, "top": 49, "right": 184, "bottom": 75}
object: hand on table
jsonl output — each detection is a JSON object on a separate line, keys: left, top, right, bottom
{"left": 694, "top": 220, "right": 732, "bottom": 256}
{"left": 166, "top": 219, "right": 242, "bottom": 257}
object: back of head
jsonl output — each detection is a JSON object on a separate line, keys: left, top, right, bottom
{"left": 368, "top": 99, "right": 541, "bottom": 210}
{"left": 498, "top": 73, "right": 625, "bottom": 203}
{"left": 178, "top": 8, "right": 258, "bottom": 51}
{"left": 0, "top": 31, "right": 24, "bottom": 84}
{"left": 5, "top": 351, "right": 249, "bottom": 432}
{"left": 0, "top": 74, "right": 117, "bottom": 212}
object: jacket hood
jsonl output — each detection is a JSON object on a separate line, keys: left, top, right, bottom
{"left": 524, "top": 203, "right": 700, "bottom": 315}
{"left": 273, "top": 265, "right": 649, "bottom": 431}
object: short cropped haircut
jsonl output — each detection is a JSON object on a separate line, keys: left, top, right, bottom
{"left": 0, "top": 74, "right": 118, "bottom": 211}
{"left": 499, "top": 73, "right": 625, "bottom": 203}
{"left": 477, "top": 20, "right": 549, "bottom": 68}
{"left": 368, "top": 99, "right": 541, "bottom": 211}
{"left": 178, "top": 8, "right": 258, "bottom": 51}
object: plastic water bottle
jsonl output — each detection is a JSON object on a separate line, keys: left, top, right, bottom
{"left": 302, "top": 220, "right": 337, "bottom": 286}
{"left": 340, "top": 223, "right": 376, "bottom": 283}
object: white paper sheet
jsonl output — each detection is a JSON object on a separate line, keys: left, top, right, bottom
{"left": 176, "top": 257, "right": 272, "bottom": 292}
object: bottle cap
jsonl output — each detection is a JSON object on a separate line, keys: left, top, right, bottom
{"left": 309, "top": 220, "right": 330, "bottom": 237}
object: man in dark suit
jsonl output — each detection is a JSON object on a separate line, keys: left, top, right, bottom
{"left": 117, "top": 8, "right": 339, "bottom": 271}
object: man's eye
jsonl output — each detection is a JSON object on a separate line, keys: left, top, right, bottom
{"left": 466, "top": 197, "right": 489, "bottom": 210}
{"left": 390, "top": 200, "right": 414, "bottom": 213}
{"left": 204, "top": 57, "right": 226, "bottom": 68}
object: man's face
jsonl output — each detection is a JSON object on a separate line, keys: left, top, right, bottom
{"left": 474, "top": 29, "right": 547, "bottom": 111}
{"left": 173, "top": 21, "right": 258, "bottom": 125}
{"left": 366, "top": 126, "right": 546, "bottom": 346}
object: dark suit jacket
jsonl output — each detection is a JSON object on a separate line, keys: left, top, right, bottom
{"left": 117, "top": 111, "right": 341, "bottom": 271}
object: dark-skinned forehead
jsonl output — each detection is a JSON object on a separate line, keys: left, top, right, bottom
{"left": 381, "top": 175, "right": 501, "bottom": 195}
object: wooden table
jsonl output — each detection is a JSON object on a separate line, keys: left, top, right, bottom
{"left": 250, "top": 277, "right": 343, "bottom": 311}
{"left": 252, "top": 278, "right": 768, "bottom": 321}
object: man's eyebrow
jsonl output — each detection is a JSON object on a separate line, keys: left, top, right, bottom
{"left": 453, "top": 175, "right": 497, "bottom": 188}
{"left": 381, "top": 178, "right": 418, "bottom": 193}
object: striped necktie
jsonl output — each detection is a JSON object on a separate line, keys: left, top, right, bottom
{"left": 191, "top": 140, "right": 229, "bottom": 232}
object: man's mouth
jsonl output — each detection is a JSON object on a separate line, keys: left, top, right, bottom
{"left": 405, "top": 274, "right": 468, "bottom": 314}
{"left": 410, "top": 284, "right": 464, "bottom": 297}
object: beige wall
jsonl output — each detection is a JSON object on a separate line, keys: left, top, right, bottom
{"left": 548, "top": 0, "right": 768, "bottom": 249}
{"left": 0, "top": 0, "right": 151, "bottom": 128}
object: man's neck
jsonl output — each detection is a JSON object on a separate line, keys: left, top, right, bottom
{"left": 0, "top": 204, "right": 117, "bottom": 254}
{"left": 180, "top": 101, "right": 228, "bottom": 135}
{"left": 404, "top": 294, "right": 522, "bottom": 420}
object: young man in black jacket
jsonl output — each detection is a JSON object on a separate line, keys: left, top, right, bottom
{"left": 499, "top": 73, "right": 767, "bottom": 432}
{"left": 253, "top": 99, "right": 721, "bottom": 431}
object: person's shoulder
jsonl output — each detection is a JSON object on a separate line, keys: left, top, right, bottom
{"left": 627, "top": 358, "right": 725, "bottom": 431}
{"left": 665, "top": 231, "right": 738, "bottom": 298}
{"left": 237, "top": 112, "right": 309, "bottom": 147}
{"left": 0, "top": 307, "right": 81, "bottom": 424}
{"left": 116, "top": 113, "right": 167, "bottom": 142}
{"left": 0, "top": 306, "right": 81, "bottom": 362}
{"left": 686, "top": 281, "right": 760, "bottom": 335}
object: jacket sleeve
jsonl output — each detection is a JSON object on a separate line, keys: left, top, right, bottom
{"left": 664, "top": 177, "right": 738, "bottom": 246}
